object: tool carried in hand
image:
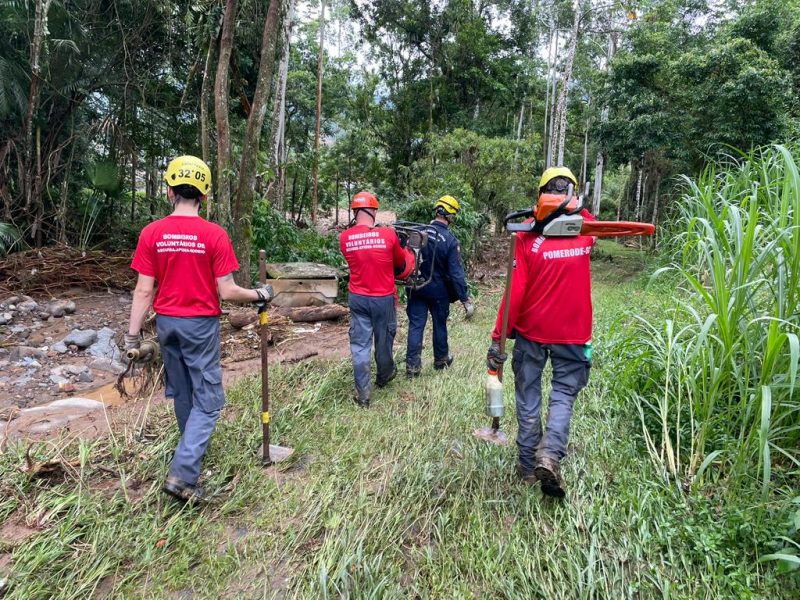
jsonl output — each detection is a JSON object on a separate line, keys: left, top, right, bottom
{"left": 257, "top": 249, "right": 294, "bottom": 467}
{"left": 473, "top": 184, "right": 655, "bottom": 446}
{"left": 472, "top": 226, "right": 516, "bottom": 446}
{"left": 125, "top": 340, "right": 160, "bottom": 363}
{"left": 504, "top": 183, "right": 656, "bottom": 238}
{"left": 391, "top": 221, "right": 434, "bottom": 289}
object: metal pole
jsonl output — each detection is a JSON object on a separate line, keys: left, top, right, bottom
{"left": 258, "top": 249, "right": 272, "bottom": 467}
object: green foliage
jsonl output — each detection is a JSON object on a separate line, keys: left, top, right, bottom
{"left": 397, "top": 195, "right": 489, "bottom": 265}
{"left": 611, "top": 145, "right": 800, "bottom": 498}
{"left": 0, "top": 221, "right": 21, "bottom": 256}
{"left": 251, "top": 199, "right": 344, "bottom": 269}
{"left": 761, "top": 496, "right": 800, "bottom": 579}
{"left": 407, "top": 128, "right": 540, "bottom": 231}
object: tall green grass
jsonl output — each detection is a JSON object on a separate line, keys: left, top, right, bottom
{"left": 614, "top": 145, "right": 800, "bottom": 495}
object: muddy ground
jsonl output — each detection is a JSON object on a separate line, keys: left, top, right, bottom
{"left": 0, "top": 284, "right": 356, "bottom": 447}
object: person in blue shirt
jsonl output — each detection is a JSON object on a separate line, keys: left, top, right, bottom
{"left": 405, "top": 195, "right": 475, "bottom": 377}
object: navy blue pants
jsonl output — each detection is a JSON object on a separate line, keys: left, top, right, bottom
{"left": 405, "top": 294, "right": 450, "bottom": 369}
{"left": 156, "top": 315, "right": 224, "bottom": 486}
{"left": 348, "top": 292, "right": 397, "bottom": 401}
{"left": 511, "top": 336, "right": 591, "bottom": 473}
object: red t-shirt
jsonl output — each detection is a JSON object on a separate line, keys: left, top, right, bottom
{"left": 131, "top": 215, "right": 240, "bottom": 317}
{"left": 492, "top": 213, "right": 596, "bottom": 345}
{"left": 340, "top": 224, "right": 411, "bottom": 297}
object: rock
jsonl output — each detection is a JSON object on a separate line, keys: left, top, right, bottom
{"left": 0, "top": 397, "right": 108, "bottom": 443}
{"left": 13, "top": 358, "right": 41, "bottom": 369}
{"left": 50, "top": 374, "right": 69, "bottom": 385}
{"left": 16, "top": 300, "right": 38, "bottom": 314}
{"left": 61, "top": 329, "right": 97, "bottom": 349}
{"left": 47, "top": 300, "right": 76, "bottom": 318}
{"left": 2, "top": 295, "right": 20, "bottom": 306}
{"left": 9, "top": 346, "right": 46, "bottom": 360}
{"left": 63, "top": 365, "right": 84, "bottom": 376}
{"left": 51, "top": 341, "right": 68, "bottom": 354}
{"left": 0, "top": 313, "right": 12, "bottom": 325}
{"left": 86, "top": 327, "right": 121, "bottom": 362}
{"left": 88, "top": 358, "right": 127, "bottom": 375}
{"left": 77, "top": 370, "right": 94, "bottom": 383}
{"left": 118, "top": 295, "right": 132, "bottom": 305}
{"left": 36, "top": 311, "right": 51, "bottom": 319}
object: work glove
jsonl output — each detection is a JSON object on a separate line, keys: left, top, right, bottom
{"left": 124, "top": 333, "right": 141, "bottom": 352}
{"left": 462, "top": 300, "right": 475, "bottom": 320}
{"left": 253, "top": 284, "right": 274, "bottom": 309}
{"left": 486, "top": 341, "right": 507, "bottom": 371}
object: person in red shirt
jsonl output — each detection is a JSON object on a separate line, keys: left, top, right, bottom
{"left": 126, "top": 155, "right": 273, "bottom": 503}
{"left": 340, "top": 191, "right": 414, "bottom": 407}
{"left": 486, "top": 167, "right": 595, "bottom": 499}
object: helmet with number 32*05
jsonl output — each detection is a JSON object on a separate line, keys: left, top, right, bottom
{"left": 164, "top": 155, "right": 212, "bottom": 196}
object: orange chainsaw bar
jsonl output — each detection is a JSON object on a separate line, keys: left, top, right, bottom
{"left": 580, "top": 220, "right": 655, "bottom": 238}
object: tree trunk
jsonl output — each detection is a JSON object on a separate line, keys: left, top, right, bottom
{"left": 546, "top": 29, "right": 560, "bottom": 169}
{"left": 200, "top": 33, "right": 216, "bottom": 168}
{"left": 553, "top": 0, "right": 581, "bottom": 167}
{"left": 311, "top": 0, "right": 326, "bottom": 225}
{"left": 23, "top": 0, "right": 54, "bottom": 242}
{"left": 232, "top": 0, "right": 282, "bottom": 285}
{"left": 580, "top": 116, "right": 589, "bottom": 186}
{"left": 542, "top": 26, "right": 554, "bottom": 165}
{"left": 634, "top": 165, "right": 643, "bottom": 222}
{"left": 334, "top": 172, "right": 339, "bottom": 227}
{"left": 268, "top": 0, "right": 295, "bottom": 209}
{"left": 592, "top": 151, "right": 604, "bottom": 215}
{"left": 274, "top": 304, "right": 348, "bottom": 322}
{"left": 214, "top": 0, "right": 239, "bottom": 228}
{"left": 593, "top": 28, "right": 617, "bottom": 219}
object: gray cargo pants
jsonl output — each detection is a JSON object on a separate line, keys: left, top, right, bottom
{"left": 511, "top": 335, "right": 591, "bottom": 473}
{"left": 156, "top": 315, "right": 225, "bottom": 486}
{"left": 348, "top": 292, "right": 397, "bottom": 402}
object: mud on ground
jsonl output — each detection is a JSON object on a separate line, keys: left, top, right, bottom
{"left": 0, "top": 286, "right": 352, "bottom": 444}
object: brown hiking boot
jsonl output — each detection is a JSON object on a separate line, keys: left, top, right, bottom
{"left": 534, "top": 456, "right": 565, "bottom": 498}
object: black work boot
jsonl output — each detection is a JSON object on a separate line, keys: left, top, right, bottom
{"left": 162, "top": 476, "right": 207, "bottom": 504}
{"left": 353, "top": 392, "right": 370, "bottom": 408}
{"left": 406, "top": 364, "right": 421, "bottom": 379}
{"left": 433, "top": 355, "right": 454, "bottom": 370}
{"left": 376, "top": 366, "right": 397, "bottom": 388}
{"left": 534, "top": 456, "right": 566, "bottom": 498}
{"left": 516, "top": 464, "right": 538, "bottom": 486}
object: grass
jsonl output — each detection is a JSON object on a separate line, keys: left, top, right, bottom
{"left": 611, "top": 146, "right": 800, "bottom": 499}
{"left": 0, "top": 243, "right": 796, "bottom": 598}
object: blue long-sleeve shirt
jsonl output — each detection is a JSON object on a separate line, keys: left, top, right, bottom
{"left": 409, "top": 220, "right": 469, "bottom": 302}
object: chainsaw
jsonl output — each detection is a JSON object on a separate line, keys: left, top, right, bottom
{"left": 505, "top": 183, "right": 656, "bottom": 238}
{"left": 392, "top": 221, "right": 438, "bottom": 290}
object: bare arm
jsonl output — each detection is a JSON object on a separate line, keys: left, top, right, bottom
{"left": 216, "top": 273, "right": 260, "bottom": 303}
{"left": 128, "top": 274, "right": 156, "bottom": 335}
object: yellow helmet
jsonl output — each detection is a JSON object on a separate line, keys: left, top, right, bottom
{"left": 435, "top": 195, "right": 460, "bottom": 215}
{"left": 163, "top": 155, "right": 212, "bottom": 196}
{"left": 538, "top": 167, "right": 578, "bottom": 192}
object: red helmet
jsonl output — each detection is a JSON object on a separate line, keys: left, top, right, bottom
{"left": 351, "top": 191, "right": 379, "bottom": 210}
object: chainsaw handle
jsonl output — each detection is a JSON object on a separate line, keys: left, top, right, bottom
{"left": 503, "top": 208, "right": 533, "bottom": 226}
